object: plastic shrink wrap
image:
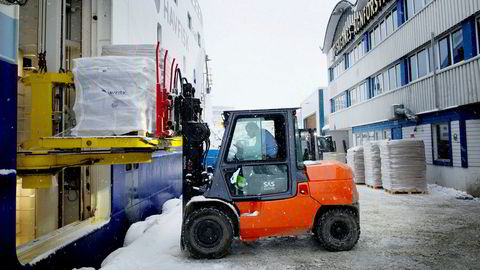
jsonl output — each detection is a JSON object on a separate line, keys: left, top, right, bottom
{"left": 379, "top": 140, "right": 427, "bottom": 192}
{"left": 364, "top": 141, "right": 382, "bottom": 187}
{"left": 71, "top": 56, "right": 156, "bottom": 136}
{"left": 347, "top": 146, "right": 365, "bottom": 184}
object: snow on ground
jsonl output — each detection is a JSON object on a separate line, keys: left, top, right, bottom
{"left": 89, "top": 184, "right": 480, "bottom": 270}
{"left": 0, "top": 169, "right": 16, "bottom": 175}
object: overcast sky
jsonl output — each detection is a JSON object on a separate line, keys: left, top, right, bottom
{"left": 200, "top": 0, "right": 338, "bottom": 110}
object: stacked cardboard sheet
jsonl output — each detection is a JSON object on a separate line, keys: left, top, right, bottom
{"left": 364, "top": 141, "right": 382, "bottom": 187}
{"left": 347, "top": 146, "right": 365, "bottom": 184}
{"left": 379, "top": 140, "right": 427, "bottom": 193}
{"left": 71, "top": 56, "right": 156, "bottom": 136}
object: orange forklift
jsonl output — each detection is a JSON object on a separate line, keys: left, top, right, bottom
{"left": 174, "top": 79, "right": 359, "bottom": 259}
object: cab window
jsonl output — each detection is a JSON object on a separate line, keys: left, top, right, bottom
{"left": 226, "top": 115, "right": 286, "bottom": 162}
{"left": 227, "top": 165, "right": 289, "bottom": 196}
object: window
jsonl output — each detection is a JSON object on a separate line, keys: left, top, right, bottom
{"left": 226, "top": 116, "right": 286, "bottom": 162}
{"left": 432, "top": 123, "right": 451, "bottom": 165}
{"left": 410, "top": 54, "right": 418, "bottom": 81}
{"left": 227, "top": 164, "right": 288, "bottom": 196}
{"left": 452, "top": 29, "right": 464, "bottom": 64}
{"left": 414, "top": 0, "right": 424, "bottom": 14}
{"left": 439, "top": 36, "right": 451, "bottom": 69}
{"left": 395, "top": 64, "right": 402, "bottom": 87}
{"left": 375, "top": 74, "right": 384, "bottom": 95}
{"left": 386, "top": 14, "right": 393, "bottom": 36}
{"left": 383, "top": 70, "right": 390, "bottom": 91}
{"left": 406, "top": 0, "right": 414, "bottom": 20}
{"left": 380, "top": 20, "right": 386, "bottom": 41}
{"left": 477, "top": 18, "right": 480, "bottom": 53}
{"left": 374, "top": 26, "right": 380, "bottom": 47}
{"left": 350, "top": 88, "right": 357, "bottom": 106}
{"left": 368, "top": 31, "right": 375, "bottom": 50}
{"left": 392, "top": 8, "right": 399, "bottom": 31}
{"left": 417, "top": 49, "right": 429, "bottom": 78}
{"left": 389, "top": 67, "right": 396, "bottom": 90}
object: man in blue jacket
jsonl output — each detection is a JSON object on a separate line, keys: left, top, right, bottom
{"left": 244, "top": 122, "right": 278, "bottom": 160}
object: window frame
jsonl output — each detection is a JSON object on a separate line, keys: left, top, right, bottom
{"left": 416, "top": 48, "right": 430, "bottom": 78}
{"left": 438, "top": 34, "right": 452, "bottom": 69}
{"left": 451, "top": 28, "right": 465, "bottom": 65}
{"left": 431, "top": 122, "right": 453, "bottom": 167}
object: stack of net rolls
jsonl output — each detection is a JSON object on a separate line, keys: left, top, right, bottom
{"left": 379, "top": 140, "right": 427, "bottom": 193}
{"left": 347, "top": 146, "right": 365, "bottom": 184}
{"left": 363, "top": 141, "right": 382, "bottom": 188}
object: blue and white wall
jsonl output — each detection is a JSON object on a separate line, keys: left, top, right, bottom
{"left": 323, "top": 0, "right": 480, "bottom": 195}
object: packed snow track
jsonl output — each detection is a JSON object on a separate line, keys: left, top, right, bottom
{"left": 78, "top": 185, "right": 480, "bottom": 270}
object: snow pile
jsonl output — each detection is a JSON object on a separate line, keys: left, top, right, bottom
{"left": 0, "top": 169, "right": 16, "bottom": 175}
{"left": 379, "top": 140, "right": 427, "bottom": 193}
{"left": 347, "top": 146, "right": 365, "bottom": 184}
{"left": 363, "top": 141, "right": 382, "bottom": 187}
{"left": 99, "top": 198, "right": 226, "bottom": 270}
{"left": 428, "top": 184, "right": 478, "bottom": 201}
{"left": 71, "top": 56, "right": 156, "bottom": 136}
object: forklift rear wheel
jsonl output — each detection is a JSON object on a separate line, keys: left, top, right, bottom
{"left": 182, "top": 207, "right": 234, "bottom": 259}
{"left": 315, "top": 208, "right": 360, "bottom": 251}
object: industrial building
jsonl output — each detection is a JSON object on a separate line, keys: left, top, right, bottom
{"left": 322, "top": 0, "right": 480, "bottom": 195}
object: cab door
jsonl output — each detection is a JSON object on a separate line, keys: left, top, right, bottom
{"left": 218, "top": 111, "right": 319, "bottom": 240}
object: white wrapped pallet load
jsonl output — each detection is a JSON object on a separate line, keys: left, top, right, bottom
{"left": 364, "top": 141, "right": 382, "bottom": 188}
{"left": 379, "top": 140, "right": 427, "bottom": 193}
{"left": 347, "top": 146, "right": 365, "bottom": 184}
{"left": 323, "top": 152, "right": 346, "bottom": 163}
{"left": 71, "top": 56, "right": 156, "bottom": 136}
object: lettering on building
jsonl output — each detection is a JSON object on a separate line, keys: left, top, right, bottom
{"left": 333, "top": 0, "right": 391, "bottom": 55}
{"left": 164, "top": 0, "right": 190, "bottom": 51}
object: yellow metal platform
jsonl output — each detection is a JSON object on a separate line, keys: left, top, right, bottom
{"left": 16, "top": 72, "right": 183, "bottom": 189}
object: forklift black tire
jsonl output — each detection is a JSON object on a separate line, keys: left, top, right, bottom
{"left": 315, "top": 208, "right": 360, "bottom": 252}
{"left": 182, "top": 207, "right": 234, "bottom": 259}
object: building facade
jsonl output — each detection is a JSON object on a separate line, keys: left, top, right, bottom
{"left": 322, "top": 0, "right": 480, "bottom": 195}
{"left": 300, "top": 88, "right": 328, "bottom": 133}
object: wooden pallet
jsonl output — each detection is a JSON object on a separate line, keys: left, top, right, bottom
{"left": 384, "top": 189, "right": 427, "bottom": 195}
{"left": 366, "top": 184, "right": 383, "bottom": 190}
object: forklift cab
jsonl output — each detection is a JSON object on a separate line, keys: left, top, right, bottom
{"left": 204, "top": 108, "right": 306, "bottom": 202}
{"left": 182, "top": 108, "right": 359, "bottom": 259}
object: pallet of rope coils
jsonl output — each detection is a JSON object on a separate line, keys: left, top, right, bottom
{"left": 363, "top": 141, "right": 382, "bottom": 189}
{"left": 347, "top": 146, "right": 365, "bottom": 184}
{"left": 379, "top": 140, "right": 427, "bottom": 194}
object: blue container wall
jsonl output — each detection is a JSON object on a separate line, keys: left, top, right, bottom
{"left": 0, "top": 58, "right": 21, "bottom": 269}
{"left": 26, "top": 152, "right": 182, "bottom": 270}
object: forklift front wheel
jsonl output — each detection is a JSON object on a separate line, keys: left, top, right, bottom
{"left": 182, "top": 207, "right": 234, "bottom": 259}
{"left": 315, "top": 208, "right": 360, "bottom": 252}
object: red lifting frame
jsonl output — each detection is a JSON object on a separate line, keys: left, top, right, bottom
{"left": 156, "top": 42, "right": 170, "bottom": 138}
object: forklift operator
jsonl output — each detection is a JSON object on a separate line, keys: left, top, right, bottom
{"left": 244, "top": 122, "right": 278, "bottom": 159}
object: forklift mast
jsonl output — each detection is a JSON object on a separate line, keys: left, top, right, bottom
{"left": 173, "top": 76, "right": 211, "bottom": 208}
